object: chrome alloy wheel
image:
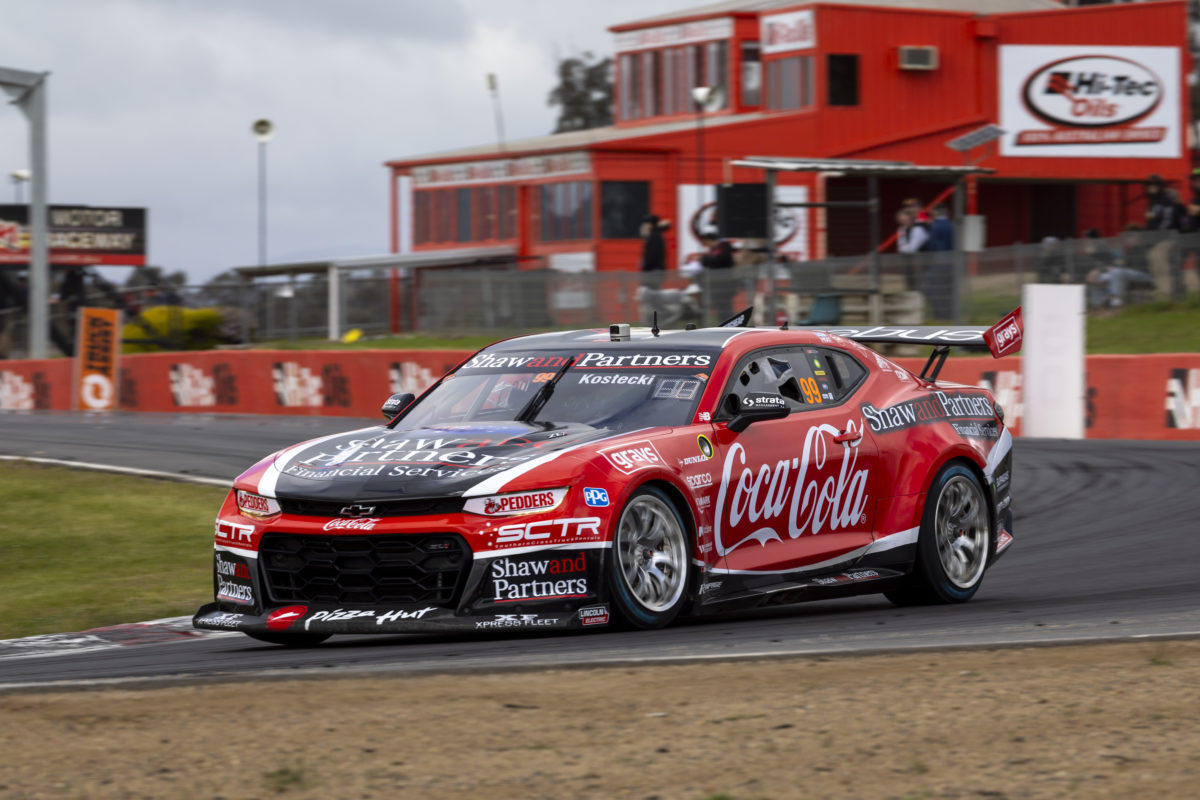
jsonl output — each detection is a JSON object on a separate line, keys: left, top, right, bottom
{"left": 614, "top": 493, "right": 688, "bottom": 613}
{"left": 933, "top": 474, "right": 989, "bottom": 589}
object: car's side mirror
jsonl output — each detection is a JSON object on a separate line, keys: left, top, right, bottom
{"left": 381, "top": 392, "right": 415, "bottom": 419}
{"left": 726, "top": 392, "right": 789, "bottom": 433}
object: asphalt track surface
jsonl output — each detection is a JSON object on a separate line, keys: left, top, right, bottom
{"left": 1, "top": 411, "right": 1198, "bottom": 688}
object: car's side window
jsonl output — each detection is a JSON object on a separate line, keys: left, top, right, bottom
{"left": 721, "top": 348, "right": 825, "bottom": 416}
{"left": 797, "top": 347, "right": 867, "bottom": 402}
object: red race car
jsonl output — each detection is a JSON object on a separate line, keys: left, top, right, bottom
{"left": 194, "top": 310, "right": 1021, "bottom": 645}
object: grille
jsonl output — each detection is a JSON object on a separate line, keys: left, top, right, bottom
{"left": 278, "top": 497, "right": 464, "bottom": 517}
{"left": 259, "top": 533, "right": 470, "bottom": 606}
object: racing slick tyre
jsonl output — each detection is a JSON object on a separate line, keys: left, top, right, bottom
{"left": 609, "top": 486, "right": 693, "bottom": 630}
{"left": 885, "top": 463, "right": 992, "bottom": 607}
{"left": 244, "top": 631, "right": 331, "bottom": 647}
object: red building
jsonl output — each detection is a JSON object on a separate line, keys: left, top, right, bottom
{"left": 385, "top": 0, "right": 1191, "bottom": 273}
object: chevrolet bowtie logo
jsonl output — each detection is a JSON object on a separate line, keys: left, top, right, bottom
{"left": 339, "top": 504, "right": 377, "bottom": 518}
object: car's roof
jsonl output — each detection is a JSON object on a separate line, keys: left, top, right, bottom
{"left": 485, "top": 326, "right": 837, "bottom": 353}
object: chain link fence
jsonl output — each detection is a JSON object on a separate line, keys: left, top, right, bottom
{"left": 2, "top": 231, "right": 1197, "bottom": 358}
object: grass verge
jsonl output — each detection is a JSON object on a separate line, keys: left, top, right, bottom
{"left": 0, "top": 463, "right": 226, "bottom": 639}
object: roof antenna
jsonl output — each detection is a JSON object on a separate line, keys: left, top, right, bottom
{"left": 779, "top": 319, "right": 789, "bottom": 330}
{"left": 651, "top": 310, "right": 660, "bottom": 337}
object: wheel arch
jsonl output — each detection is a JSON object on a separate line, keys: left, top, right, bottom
{"left": 927, "top": 454, "right": 998, "bottom": 548}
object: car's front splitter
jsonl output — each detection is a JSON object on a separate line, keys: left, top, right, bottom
{"left": 193, "top": 601, "right": 611, "bottom": 636}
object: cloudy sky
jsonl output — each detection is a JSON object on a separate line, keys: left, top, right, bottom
{"left": 0, "top": 0, "right": 698, "bottom": 283}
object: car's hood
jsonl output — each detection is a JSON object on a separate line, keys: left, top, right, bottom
{"left": 270, "top": 421, "right": 613, "bottom": 503}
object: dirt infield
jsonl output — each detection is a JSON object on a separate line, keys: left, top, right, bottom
{"left": 1, "top": 639, "right": 1197, "bottom": 799}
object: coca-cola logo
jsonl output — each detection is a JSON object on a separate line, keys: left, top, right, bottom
{"left": 714, "top": 421, "right": 869, "bottom": 556}
{"left": 322, "top": 518, "right": 381, "bottom": 531}
{"left": 1022, "top": 55, "right": 1162, "bottom": 128}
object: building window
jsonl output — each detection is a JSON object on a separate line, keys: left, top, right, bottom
{"left": 601, "top": 181, "right": 650, "bottom": 239}
{"left": 741, "top": 42, "right": 761, "bottom": 106}
{"left": 705, "top": 41, "right": 727, "bottom": 108}
{"left": 767, "top": 55, "right": 814, "bottom": 111}
{"left": 644, "top": 50, "right": 661, "bottom": 117}
{"left": 620, "top": 53, "right": 644, "bottom": 120}
{"left": 539, "top": 181, "right": 594, "bottom": 242}
{"left": 456, "top": 188, "right": 472, "bottom": 242}
{"left": 436, "top": 189, "right": 453, "bottom": 243}
{"left": 475, "top": 185, "right": 495, "bottom": 240}
{"left": 414, "top": 191, "right": 430, "bottom": 246}
{"left": 499, "top": 185, "right": 516, "bottom": 240}
{"left": 828, "top": 54, "right": 859, "bottom": 106}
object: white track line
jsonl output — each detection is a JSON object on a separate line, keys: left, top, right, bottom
{"left": 0, "top": 455, "right": 230, "bottom": 487}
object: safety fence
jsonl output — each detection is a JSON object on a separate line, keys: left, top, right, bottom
{"left": 1, "top": 349, "right": 1197, "bottom": 440}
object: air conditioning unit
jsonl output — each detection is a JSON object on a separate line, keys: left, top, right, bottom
{"left": 897, "top": 46, "right": 939, "bottom": 71}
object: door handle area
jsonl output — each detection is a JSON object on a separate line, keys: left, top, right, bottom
{"left": 833, "top": 429, "right": 861, "bottom": 443}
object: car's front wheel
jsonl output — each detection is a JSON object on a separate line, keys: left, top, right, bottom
{"left": 608, "top": 486, "right": 692, "bottom": 629}
{"left": 244, "top": 631, "right": 331, "bottom": 647}
{"left": 886, "top": 463, "right": 992, "bottom": 606}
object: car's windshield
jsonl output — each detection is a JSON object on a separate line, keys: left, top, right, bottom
{"left": 398, "top": 348, "right": 716, "bottom": 433}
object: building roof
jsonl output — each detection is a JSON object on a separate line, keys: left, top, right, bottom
{"left": 386, "top": 112, "right": 766, "bottom": 168}
{"left": 611, "top": 0, "right": 1060, "bottom": 30}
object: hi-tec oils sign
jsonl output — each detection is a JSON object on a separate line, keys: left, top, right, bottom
{"left": 999, "top": 45, "right": 1180, "bottom": 158}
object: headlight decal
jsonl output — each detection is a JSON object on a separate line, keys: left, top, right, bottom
{"left": 463, "top": 487, "right": 568, "bottom": 517}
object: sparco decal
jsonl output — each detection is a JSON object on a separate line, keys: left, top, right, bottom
{"left": 860, "top": 391, "right": 995, "bottom": 434}
{"left": 714, "top": 421, "right": 869, "bottom": 556}
{"left": 490, "top": 553, "right": 588, "bottom": 601}
{"left": 601, "top": 441, "right": 665, "bottom": 474}
{"left": 1166, "top": 368, "right": 1200, "bottom": 429}
{"left": 492, "top": 517, "right": 602, "bottom": 546}
{"left": 265, "top": 606, "right": 307, "bottom": 631}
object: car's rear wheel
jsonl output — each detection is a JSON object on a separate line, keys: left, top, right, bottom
{"left": 885, "top": 463, "right": 991, "bottom": 607}
{"left": 244, "top": 631, "right": 331, "bottom": 647}
{"left": 609, "top": 486, "right": 691, "bottom": 629}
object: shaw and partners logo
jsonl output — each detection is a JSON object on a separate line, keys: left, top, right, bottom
{"left": 1017, "top": 55, "right": 1165, "bottom": 146}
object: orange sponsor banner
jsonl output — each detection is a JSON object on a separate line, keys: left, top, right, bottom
{"left": 71, "top": 307, "right": 123, "bottom": 411}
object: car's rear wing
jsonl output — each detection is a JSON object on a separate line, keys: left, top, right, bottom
{"left": 804, "top": 307, "right": 1023, "bottom": 381}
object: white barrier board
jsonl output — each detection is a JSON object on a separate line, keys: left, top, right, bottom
{"left": 1023, "top": 283, "right": 1085, "bottom": 438}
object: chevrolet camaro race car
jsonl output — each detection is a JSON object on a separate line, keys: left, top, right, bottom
{"left": 194, "top": 309, "right": 1023, "bottom": 645}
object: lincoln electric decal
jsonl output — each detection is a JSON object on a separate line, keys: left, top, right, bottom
{"left": 999, "top": 45, "right": 1180, "bottom": 158}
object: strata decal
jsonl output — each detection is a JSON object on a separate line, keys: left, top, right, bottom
{"left": 860, "top": 391, "right": 996, "bottom": 435}
{"left": 488, "top": 552, "right": 589, "bottom": 602}
{"left": 714, "top": 420, "right": 869, "bottom": 556}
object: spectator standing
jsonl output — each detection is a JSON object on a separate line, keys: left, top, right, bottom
{"left": 639, "top": 214, "right": 666, "bottom": 288}
{"left": 698, "top": 229, "right": 735, "bottom": 321}
{"left": 922, "top": 205, "right": 955, "bottom": 319}
{"left": 1144, "top": 175, "right": 1187, "bottom": 298}
{"left": 895, "top": 207, "right": 929, "bottom": 291}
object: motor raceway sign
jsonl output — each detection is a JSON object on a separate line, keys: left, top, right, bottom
{"left": 999, "top": 45, "right": 1181, "bottom": 158}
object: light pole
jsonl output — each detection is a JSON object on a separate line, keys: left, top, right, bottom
{"left": 10, "top": 168, "right": 30, "bottom": 203}
{"left": 252, "top": 119, "right": 273, "bottom": 266}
